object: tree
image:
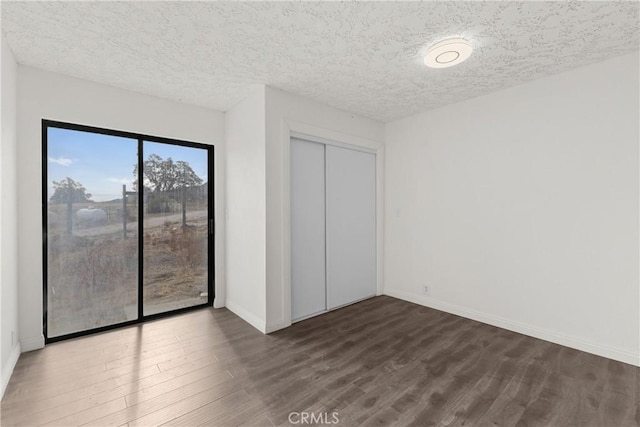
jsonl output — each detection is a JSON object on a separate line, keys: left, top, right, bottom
{"left": 134, "top": 155, "right": 203, "bottom": 193}
{"left": 50, "top": 177, "right": 92, "bottom": 234}
{"left": 50, "top": 177, "right": 92, "bottom": 203}
{"left": 134, "top": 155, "right": 204, "bottom": 226}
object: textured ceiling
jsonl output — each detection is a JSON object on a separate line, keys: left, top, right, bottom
{"left": 2, "top": 1, "right": 639, "bottom": 122}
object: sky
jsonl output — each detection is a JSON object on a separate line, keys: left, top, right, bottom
{"left": 47, "top": 127, "right": 209, "bottom": 203}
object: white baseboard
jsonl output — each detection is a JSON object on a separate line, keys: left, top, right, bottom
{"left": 225, "top": 300, "right": 266, "bottom": 333}
{"left": 213, "top": 297, "right": 225, "bottom": 309}
{"left": 1, "top": 343, "right": 21, "bottom": 400}
{"left": 384, "top": 288, "right": 640, "bottom": 367}
{"left": 20, "top": 335, "right": 45, "bottom": 352}
{"left": 265, "top": 320, "right": 290, "bottom": 334}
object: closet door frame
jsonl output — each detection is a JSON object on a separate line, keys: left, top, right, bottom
{"left": 282, "top": 122, "right": 384, "bottom": 329}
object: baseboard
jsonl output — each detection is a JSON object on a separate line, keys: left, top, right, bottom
{"left": 225, "top": 300, "right": 266, "bottom": 333}
{"left": 265, "top": 319, "right": 290, "bottom": 334}
{"left": 384, "top": 288, "right": 639, "bottom": 367}
{"left": 20, "top": 335, "right": 45, "bottom": 352}
{"left": 213, "top": 297, "right": 225, "bottom": 309}
{"left": 1, "top": 343, "right": 21, "bottom": 400}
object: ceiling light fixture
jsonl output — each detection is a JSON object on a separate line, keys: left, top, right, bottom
{"left": 424, "top": 38, "right": 473, "bottom": 69}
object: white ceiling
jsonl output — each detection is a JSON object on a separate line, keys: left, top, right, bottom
{"left": 2, "top": 1, "right": 638, "bottom": 122}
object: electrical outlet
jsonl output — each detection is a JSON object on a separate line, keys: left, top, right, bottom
{"left": 423, "top": 285, "right": 429, "bottom": 294}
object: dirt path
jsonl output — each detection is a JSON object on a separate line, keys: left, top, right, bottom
{"left": 74, "top": 210, "right": 208, "bottom": 237}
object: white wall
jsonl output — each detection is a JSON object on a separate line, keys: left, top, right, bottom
{"left": 264, "top": 87, "right": 384, "bottom": 332}
{"left": 1, "top": 32, "right": 20, "bottom": 398}
{"left": 224, "top": 87, "right": 267, "bottom": 331}
{"left": 224, "top": 86, "right": 384, "bottom": 333}
{"left": 17, "top": 66, "right": 225, "bottom": 351}
{"left": 384, "top": 52, "right": 640, "bottom": 366}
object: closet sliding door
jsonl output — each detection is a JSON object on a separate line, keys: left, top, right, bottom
{"left": 325, "top": 145, "right": 376, "bottom": 309}
{"left": 290, "top": 136, "right": 376, "bottom": 322}
{"left": 290, "top": 138, "right": 327, "bottom": 321}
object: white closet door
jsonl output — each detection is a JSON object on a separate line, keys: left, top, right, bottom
{"left": 326, "top": 145, "right": 376, "bottom": 309}
{"left": 290, "top": 138, "right": 327, "bottom": 321}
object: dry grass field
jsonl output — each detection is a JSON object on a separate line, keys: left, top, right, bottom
{"left": 46, "top": 201, "right": 208, "bottom": 338}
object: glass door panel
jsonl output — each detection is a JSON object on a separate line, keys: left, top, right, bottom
{"left": 142, "top": 141, "right": 210, "bottom": 316}
{"left": 45, "top": 121, "right": 213, "bottom": 342}
{"left": 46, "top": 127, "right": 138, "bottom": 338}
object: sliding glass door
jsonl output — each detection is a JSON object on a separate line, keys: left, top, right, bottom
{"left": 142, "top": 141, "right": 210, "bottom": 315}
{"left": 44, "top": 121, "right": 214, "bottom": 341}
{"left": 45, "top": 128, "right": 139, "bottom": 338}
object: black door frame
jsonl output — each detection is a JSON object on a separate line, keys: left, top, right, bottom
{"left": 42, "top": 119, "right": 215, "bottom": 343}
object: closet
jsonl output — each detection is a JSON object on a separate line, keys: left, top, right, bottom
{"left": 290, "top": 136, "right": 376, "bottom": 322}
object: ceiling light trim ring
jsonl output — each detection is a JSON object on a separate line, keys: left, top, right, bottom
{"left": 436, "top": 51, "right": 460, "bottom": 64}
{"left": 424, "top": 38, "right": 472, "bottom": 69}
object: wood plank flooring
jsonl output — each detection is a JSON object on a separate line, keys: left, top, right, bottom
{"left": 1, "top": 296, "right": 638, "bottom": 426}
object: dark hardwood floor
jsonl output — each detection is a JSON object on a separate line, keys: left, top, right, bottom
{"left": 1, "top": 296, "right": 638, "bottom": 426}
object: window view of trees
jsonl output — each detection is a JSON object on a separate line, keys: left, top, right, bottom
{"left": 141, "top": 143, "right": 209, "bottom": 316}
{"left": 47, "top": 132, "right": 139, "bottom": 338}
{"left": 135, "top": 154, "right": 204, "bottom": 226}
{"left": 46, "top": 127, "right": 210, "bottom": 338}
{"left": 50, "top": 177, "right": 93, "bottom": 203}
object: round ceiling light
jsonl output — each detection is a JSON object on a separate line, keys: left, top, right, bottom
{"left": 424, "top": 38, "right": 472, "bottom": 69}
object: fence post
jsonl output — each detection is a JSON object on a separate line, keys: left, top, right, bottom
{"left": 66, "top": 191, "right": 73, "bottom": 235}
{"left": 122, "top": 184, "right": 127, "bottom": 238}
